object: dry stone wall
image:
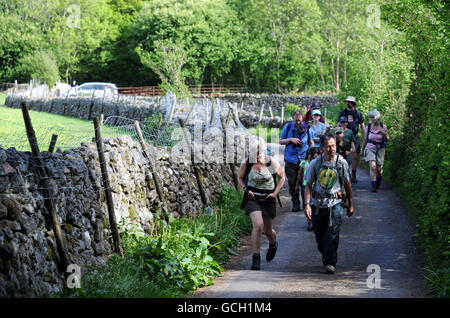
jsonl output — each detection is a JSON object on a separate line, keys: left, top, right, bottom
{"left": 4, "top": 93, "right": 339, "bottom": 128}
{"left": 0, "top": 135, "right": 236, "bottom": 297}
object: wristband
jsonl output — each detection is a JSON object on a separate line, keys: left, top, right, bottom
{"left": 304, "top": 202, "right": 310, "bottom": 205}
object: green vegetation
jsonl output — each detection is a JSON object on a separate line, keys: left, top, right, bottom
{"left": 1, "top": 0, "right": 448, "bottom": 297}
{"left": 60, "top": 185, "right": 251, "bottom": 297}
{"left": 380, "top": 1, "right": 449, "bottom": 297}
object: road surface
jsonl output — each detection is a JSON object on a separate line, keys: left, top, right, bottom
{"left": 193, "top": 143, "right": 430, "bottom": 298}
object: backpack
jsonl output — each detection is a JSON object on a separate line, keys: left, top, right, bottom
{"left": 312, "top": 154, "right": 348, "bottom": 205}
{"left": 367, "top": 123, "right": 387, "bottom": 148}
{"left": 240, "top": 155, "right": 282, "bottom": 209}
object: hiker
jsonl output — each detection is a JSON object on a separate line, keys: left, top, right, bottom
{"left": 238, "top": 139, "right": 285, "bottom": 270}
{"left": 295, "top": 147, "right": 321, "bottom": 231}
{"left": 303, "top": 102, "right": 326, "bottom": 124}
{"left": 361, "top": 109, "right": 390, "bottom": 192}
{"left": 335, "top": 126, "right": 352, "bottom": 173}
{"left": 280, "top": 110, "right": 315, "bottom": 212}
{"left": 310, "top": 109, "right": 327, "bottom": 148}
{"left": 338, "top": 96, "right": 365, "bottom": 183}
{"left": 338, "top": 116, "right": 356, "bottom": 151}
{"left": 304, "top": 132, "right": 354, "bottom": 274}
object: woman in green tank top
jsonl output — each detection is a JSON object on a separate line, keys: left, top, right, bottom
{"left": 238, "top": 139, "right": 285, "bottom": 270}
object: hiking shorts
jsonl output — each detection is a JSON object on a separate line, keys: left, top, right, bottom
{"left": 245, "top": 195, "right": 277, "bottom": 219}
{"left": 364, "top": 147, "right": 386, "bottom": 166}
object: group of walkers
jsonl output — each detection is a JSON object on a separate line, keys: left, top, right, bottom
{"left": 238, "top": 96, "right": 390, "bottom": 273}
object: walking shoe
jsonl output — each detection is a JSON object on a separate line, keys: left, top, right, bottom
{"left": 291, "top": 205, "right": 301, "bottom": 212}
{"left": 325, "top": 265, "right": 335, "bottom": 274}
{"left": 376, "top": 176, "right": 382, "bottom": 189}
{"left": 266, "top": 242, "right": 278, "bottom": 262}
{"left": 351, "top": 171, "right": 358, "bottom": 183}
{"left": 371, "top": 183, "right": 377, "bottom": 192}
{"left": 307, "top": 220, "right": 313, "bottom": 231}
{"left": 251, "top": 253, "right": 260, "bottom": 270}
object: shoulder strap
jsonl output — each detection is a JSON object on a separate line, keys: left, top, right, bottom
{"left": 244, "top": 157, "right": 253, "bottom": 186}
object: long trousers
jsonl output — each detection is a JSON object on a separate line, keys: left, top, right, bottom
{"left": 284, "top": 161, "right": 299, "bottom": 199}
{"left": 311, "top": 203, "right": 343, "bottom": 267}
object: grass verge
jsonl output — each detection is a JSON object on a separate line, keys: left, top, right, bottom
{"left": 56, "top": 185, "right": 251, "bottom": 298}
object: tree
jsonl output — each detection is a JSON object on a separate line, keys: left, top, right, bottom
{"left": 130, "top": 0, "right": 241, "bottom": 86}
{"left": 14, "top": 50, "right": 60, "bottom": 85}
{"left": 137, "top": 40, "right": 189, "bottom": 96}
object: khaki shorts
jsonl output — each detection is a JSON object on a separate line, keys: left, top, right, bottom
{"left": 365, "top": 147, "right": 386, "bottom": 165}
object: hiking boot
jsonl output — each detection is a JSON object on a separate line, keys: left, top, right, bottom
{"left": 266, "top": 242, "right": 278, "bottom": 262}
{"left": 325, "top": 265, "right": 335, "bottom": 274}
{"left": 376, "top": 176, "right": 382, "bottom": 189}
{"left": 291, "top": 195, "right": 301, "bottom": 212}
{"left": 371, "top": 183, "right": 377, "bottom": 192}
{"left": 307, "top": 220, "right": 313, "bottom": 231}
{"left": 351, "top": 172, "right": 358, "bottom": 183}
{"left": 251, "top": 253, "right": 260, "bottom": 270}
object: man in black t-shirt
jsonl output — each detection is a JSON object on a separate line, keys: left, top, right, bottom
{"left": 338, "top": 96, "right": 366, "bottom": 183}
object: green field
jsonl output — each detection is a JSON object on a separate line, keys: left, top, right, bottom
{"left": 0, "top": 105, "right": 137, "bottom": 152}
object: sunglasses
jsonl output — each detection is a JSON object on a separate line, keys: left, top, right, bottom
{"left": 336, "top": 132, "right": 343, "bottom": 135}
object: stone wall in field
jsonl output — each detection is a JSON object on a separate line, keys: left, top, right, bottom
{"left": 0, "top": 133, "right": 240, "bottom": 297}
{"left": 4, "top": 93, "right": 339, "bottom": 128}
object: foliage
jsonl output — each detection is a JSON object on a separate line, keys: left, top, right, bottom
{"left": 60, "top": 185, "right": 251, "bottom": 297}
{"left": 284, "top": 102, "right": 304, "bottom": 119}
{"left": 380, "top": 0, "right": 450, "bottom": 297}
{"left": 14, "top": 50, "right": 60, "bottom": 86}
{"left": 137, "top": 40, "right": 190, "bottom": 96}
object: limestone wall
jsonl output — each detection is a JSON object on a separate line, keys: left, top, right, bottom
{"left": 0, "top": 135, "right": 237, "bottom": 297}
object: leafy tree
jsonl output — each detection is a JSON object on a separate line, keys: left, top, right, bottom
{"left": 0, "top": 13, "right": 44, "bottom": 82}
{"left": 14, "top": 50, "right": 60, "bottom": 85}
{"left": 136, "top": 40, "right": 190, "bottom": 96}
{"left": 130, "top": 0, "right": 241, "bottom": 86}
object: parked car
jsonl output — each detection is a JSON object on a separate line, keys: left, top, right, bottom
{"left": 63, "top": 82, "right": 119, "bottom": 97}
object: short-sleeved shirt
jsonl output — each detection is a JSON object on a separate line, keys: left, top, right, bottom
{"left": 343, "top": 129, "right": 356, "bottom": 144}
{"left": 310, "top": 122, "right": 327, "bottom": 148}
{"left": 299, "top": 159, "right": 311, "bottom": 186}
{"left": 365, "top": 124, "right": 388, "bottom": 149}
{"left": 280, "top": 122, "right": 315, "bottom": 164}
{"left": 338, "top": 109, "right": 364, "bottom": 135}
{"left": 305, "top": 154, "right": 350, "bottom": 208}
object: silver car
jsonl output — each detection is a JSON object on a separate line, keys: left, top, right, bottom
{"left": 64, "top": 82, "right": 119, "bottom": 97}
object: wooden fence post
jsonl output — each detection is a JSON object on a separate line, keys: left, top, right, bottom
{"left": 48, "top": 134, "right": 58, "bottom": 153}
{"left": 134, "top": 121, "right": 165, "bottom": 203}
{"left": 268, "top": 105, "right": 274, "bottom": 118}
{"left": 220, "top": 115, "right": 239, "bottom": 190}
{"left": 21, "top": 102, "right": 70, "bottom": 271}
{"left": 210, "top": 99, "right": 216, "bottom": 126}
{"left": 169, "top": 94, "right": 177, "bottom": 121}
{"left": 178, "top": 118, "right": 208, "bottom": 207}
{"left": 93, "top": 116, "right": 124, "bottom": 258}
{"left": 281, "top": 105, "right": 285, "bottom": 127}
{"left": 185, "top": 99, "right": 195, "bottom": 125}
{"left": 258, "top": 104, "right": 265, "bottom": 123}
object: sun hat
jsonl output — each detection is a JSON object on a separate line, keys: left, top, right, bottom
{"left": 334, "top": 126, "right": 344, "bottom": 134}
{"left": 344, "top": 96, "right": 356, "bottom": 104}
{"left": 312, "top": 109, "right": 321, "bottom": 116}
{"left": 339, "top": 116, "right": 348, "bottom": 123}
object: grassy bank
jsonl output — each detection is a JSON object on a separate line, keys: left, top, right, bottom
{"left": 0, "top": 106, "right": 174, "bottom": 151}
{"left": 56, "top": 185, "right": 251, "bottom": 298}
